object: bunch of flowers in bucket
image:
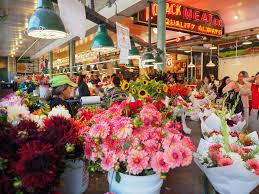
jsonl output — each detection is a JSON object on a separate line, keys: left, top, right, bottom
{"left": 79, "top": 98, "right": 195, "bottom": 193}
{"left": 120, "top": 74, "right": 169, "bottom": 100}
{"left": 0, "top": 105, "right": 84, "bottom": 194}
{"left": 195, "top": 97, "right": 259, "bottom": 194}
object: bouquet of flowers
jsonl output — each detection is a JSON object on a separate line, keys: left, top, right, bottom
{"left": 0, "top": 104, "right": 84, "bottom": 194}
{"left": 195, "top": 101, "right": 259, "bottom": 194}
{"left": 121, "top": 74, "right": 168, "bottom": 100}
{"left": 167, "top": 84, "right": 189, "bottom": 99}
{"left": 79, "top": 99, "right": 195, "bottom": 183}
{"left": 39, "top": 76, "right": 49, "bottom": 86}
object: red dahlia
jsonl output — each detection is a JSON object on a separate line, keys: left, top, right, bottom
{"left": 15, "top": 140, "right": 58, "bottom": 189}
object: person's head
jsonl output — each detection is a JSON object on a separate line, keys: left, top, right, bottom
{"left": 210, "top": 74, "right": 215, "bottom": 81}
{"left": 113, "top": 76, "right": 121, "bottom": 87}
{"left": 203, "top": 75, "right": 211, "bottom": 84}
{"left": 50, "top": 75, "right": 77, "bottom": 100}
{"left": 102, "top": 77, "right": 107, "bottom": 83}
{"left": 238, "top": 71, "right": 249, "bottom": 82}
{"left": 78, "top": 74, "right": 88, "bottom": 86}
{"left": 222, "top": 76, "right": 231, "bottom": 86}
{"left": 255, "top": 72, "right": 259, "bottom": 85}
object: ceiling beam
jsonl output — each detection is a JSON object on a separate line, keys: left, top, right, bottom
{"left": 52, "top": 0, "right": 150, "bottom": 48}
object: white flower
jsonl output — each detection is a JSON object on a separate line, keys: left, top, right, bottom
{"left": 227, "top": 152, "right": 244, "bottom": 165}
{"left": 7, "top": 105, "right": 30, "bottom": 125}
{"left": 48, "top": 105, "right": 71, "bottom": 119}
{"left": 30, "top": 114, "right": 46, "bottom": 127}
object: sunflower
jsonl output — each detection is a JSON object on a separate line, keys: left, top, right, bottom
{"left": 138, "top": 89, "right": 149, "bottom": 98}
{"left": 121, "top": 81, "right": 130, "bottom": 91}
{"left": 143, "top": 80, "right": 149, "bottom": 86}
{"left": 131, "top": 88, "right": 137, "bottom": 95}
{"left": 156, "top": 87, "right": 162, "bottom": 94}
{"left": 163, "top": 84, "right": 169, "bottom": 93}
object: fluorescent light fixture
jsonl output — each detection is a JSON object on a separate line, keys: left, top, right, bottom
{"left": 210, "top": 45, "right": 217, "bottom": 50}
{"left": 242, "top": 40, "right": 252, "bottom": 45}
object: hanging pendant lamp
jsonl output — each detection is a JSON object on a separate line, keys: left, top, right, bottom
{"left": 142, "top": 48, "right": 155, "bottom": 64}
{"left": 102, "top": 63, "right": 108, "bottom": 70}
{"left": 127, "top": 60, "right": 135, "bottom": 69}
{"left": 27, "top": 0, "right": 67, "bottom": 39}
{"left": 92, "top": 64, "right": 98, "bottom": 71}
{"left": 91, "top": 24, "right": 115, "bottom": 51}
{"left": 128, "top": 40, "right": 140, "bottom": 59}
{"left": 112, "top": 61, "right": 120, "bottom": 69}
{"left": 206, "top": 49, "right": 216, "bottom": 67}
{"left": 154, "top": 51, "right": 163, "bottom": 65}
{"left": 188, "top": 47, "right": 195, "bottom": 68}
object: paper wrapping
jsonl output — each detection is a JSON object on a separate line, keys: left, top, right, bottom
{"left": 80, "top": 96, "right": 100, "bottom": 105}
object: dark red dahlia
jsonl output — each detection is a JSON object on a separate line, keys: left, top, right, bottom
{"left": 41, "top": 116, "right": 79, "bottom": 152}
{"left": 11, "top": 120, "right": 39, "bottom": 144}
{"left": 15, "top": 140, "right": 58, "bottom": 189}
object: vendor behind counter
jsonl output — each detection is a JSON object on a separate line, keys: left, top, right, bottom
{"left": 49, "top": 75, "right": 77, "bottom": 117}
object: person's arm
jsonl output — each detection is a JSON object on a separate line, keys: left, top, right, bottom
{"left": 240, "top": 82, "right": 251, "bottom": 96}
{"left": 223, "top": 82, "right": 234, "bottom": 94}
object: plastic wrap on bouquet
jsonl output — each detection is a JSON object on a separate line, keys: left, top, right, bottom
{"left": 172, "top": 106, "right": 192, "bottom": 134}
{"left": 80, "top": 96, "right": 101, "bottom": 105}
{"left": 194, "top": 139, "right": 259, "bottom": 194}
{"left": 39, "top": 85, "right": 50, "bottom": 99}
{"left": 200, "top": 113, "right": 222, "bottom": 134}
{"left": 228, "top": 113, "right": 246, "bottom": 132}
{"left": 194, "top": 158, "right": 259, "bottom": 194}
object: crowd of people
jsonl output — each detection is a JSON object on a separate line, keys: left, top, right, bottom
{"left": 11, "top": 69, "right": 259, "bottom": 132}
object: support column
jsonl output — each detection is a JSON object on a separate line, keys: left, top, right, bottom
{"left": 157, "top": 0, "right": 166, "bottom": 72}
{"left": 69, "top": 39, "right": 75, "bottom": 76}
{"left": 48, "top": 51, "right": 53, "bottom": 78}
{"left": 7, "top": 56, "right": 16, "bottom": 81}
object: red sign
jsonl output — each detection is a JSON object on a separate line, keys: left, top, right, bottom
{"left": 134, "top": 2, "right": 224, "bottom": 38}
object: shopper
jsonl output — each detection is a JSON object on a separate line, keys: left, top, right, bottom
{"left": 223, "top": 81, "right": 244, "bottom": 114}
{"left": 218, "top": 76, "right": 231, "bottom": 98}
{"left": 202, "top": 75, "right": 212, "bottom": 93}
{"left": 78, "top": 74, "right": 90, "bottom": 98}
{"left": 19, "top": 76, "right": 36, "bottom": 94}
{"left": 49, "top": 75, "right": 77, "bottom": 117}
{"left": 103, "top": 76, "right": 127, "bottom": 103}
{"left": 209, "top": 74, "right": 217, "bottom": 94}
{"left": 249, "top": 72, "right": 259, "bottom": 132}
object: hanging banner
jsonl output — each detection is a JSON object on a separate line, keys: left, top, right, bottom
{"left": 58, "top": 0, "right": 87, "bottom": 39}
{"left": 116, "top": 22, "right": 131, "bottom": 49}
{"left": 119, "top": 48, "right": 129, "bottom": 64}
{"left": 134, "top": 1, "right": 224, "bottom": 38}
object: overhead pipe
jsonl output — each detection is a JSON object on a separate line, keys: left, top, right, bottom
{"left": 17, "top": 39, "right": 40, "bottom": 62}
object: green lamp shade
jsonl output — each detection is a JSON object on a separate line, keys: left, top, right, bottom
{"left": 91, "top": 24, "right": 115, "bottom": 51}
{"left": 144, "top": 62, "right": 154, "bottom": 67}
{"left": 92, "top": 64, "right": 98, "bottom": 71}
{"left": 128, "top": 40, "right": 140, "bottom": 59}
{"left": 27, "top": 0, "right": 67, "bottom": 39}
{"left": 154, "top": 52, "right": 163, "bottom": 65}
{"left": 142, "top": 48, "right": 155, "bottom": 63}
{"left": 127, "top": 60, "right": 135, "bottom": 69}
{"left": 102, "top": 63, "right": 108, "bottom": 70}
{"left": 112, "top": 61, "right": 120, "bottom": 69}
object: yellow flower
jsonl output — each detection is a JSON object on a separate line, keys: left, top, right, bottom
{"left": 138, "top": 89, "right": 149, "bottom": 98}
{"left": 156, "top": 87, "right": 162, "bottom": 94}
{"left": 131, "top": 88, "right": 136, "bottom": 94}
{"left": 143, "top": 80, "right": 149, "bottom": 86}
{"left": 121, "top": 81, "right": 130, "bottom": 91}
{"left": 150, "top": 79, "right": 157, "bottom": 84}
{"left": 163, "top": 84, "right": 168, "bottom": 93}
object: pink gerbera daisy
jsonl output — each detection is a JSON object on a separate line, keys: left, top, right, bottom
{"left": 101, "top": 152, "right": 117, "bottom": 171}
{"left": 164, "top": 145, "right": 183, "bottom": 168}
{"left": 111, "top": 116, "right": 133, "bottom": 139}
{"left": 89, "top": 121, "right": 110, "bottom": 138}
{"left": 180, "top": 146, "right": 193, "bottom": 166}
{"left": 151, "top": 152, "right": 170, "bottom": 173}
{"left": 127, "top": 150, "right": 149, "bottom": 175}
